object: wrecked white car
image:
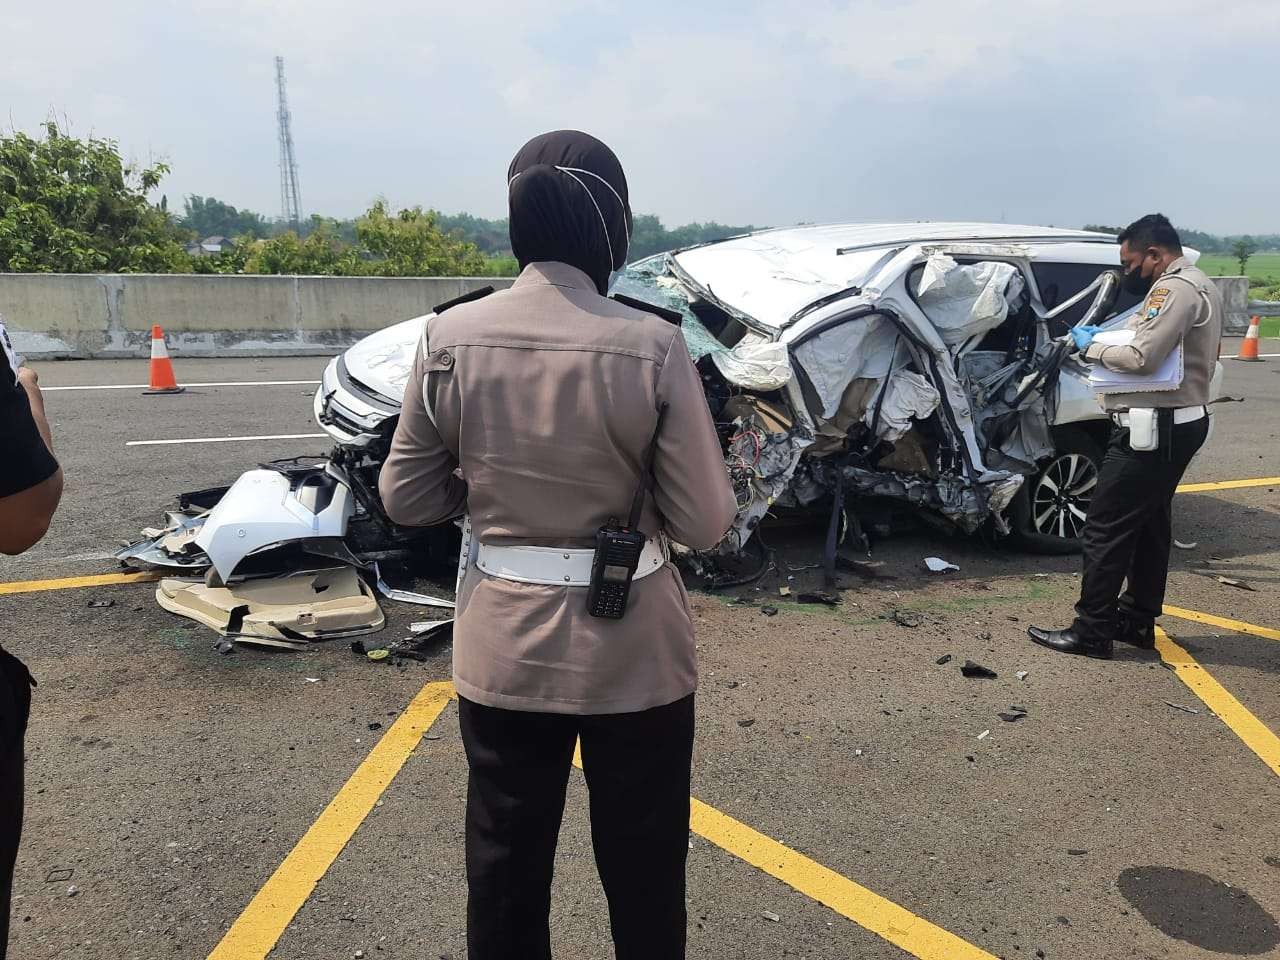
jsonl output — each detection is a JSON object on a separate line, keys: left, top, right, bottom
{"left": 313, "top": 221, "right": 1221, "bottom": 565}
{"left": 122, "top": 222, "right": 1224, "bottom": 605}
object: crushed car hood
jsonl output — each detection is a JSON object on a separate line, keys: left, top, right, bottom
{"left": 343, "top": 314, "right": 425, "bottom": 402}
{"left": 673, "top": 222, "right": 1113, "bottom": 331}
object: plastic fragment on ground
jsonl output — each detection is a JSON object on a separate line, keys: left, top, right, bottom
{"left": 374, "top": 563, "right": 456, "bottom": 608}
{"left": 961, "top": 660, "right": 998, "bottom": 679}
{"left": 924, "top": 557, "right": 959, "bottom": 573}
{"left": 1215, "top": 575, "right": 1255, "bottom": 591}
{"left": 156, "top": 567, "right": 384, "bottom": 647}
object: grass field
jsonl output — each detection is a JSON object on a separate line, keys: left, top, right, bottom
{"left": 1196, "top": 252, "right": 1280, "bottom": 296}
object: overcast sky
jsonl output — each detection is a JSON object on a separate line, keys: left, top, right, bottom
{"left": 6, "top": 0, "right": 1277, "bottom": 233}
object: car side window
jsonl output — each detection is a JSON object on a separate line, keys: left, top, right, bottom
{"left": 1031, "top": 261, "right": 1143, "bottom": 336}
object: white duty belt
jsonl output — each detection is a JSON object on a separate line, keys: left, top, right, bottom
{"left": 474, "top": 537, "right": 669, "bottom": 587}
{"left": 1112, "top": 405, "right": 1206, "bottom": 427}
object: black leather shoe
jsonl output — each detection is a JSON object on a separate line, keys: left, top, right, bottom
{"left": 1116, "top": 615, "right": 1156, "bottom": 649}
{"left": 1027, "top": 625, "right": 1113, "bottom": 659}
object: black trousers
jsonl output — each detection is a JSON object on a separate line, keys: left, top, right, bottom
{"left": 458, "top": 693, "right": 694, "bottom": 960}
{"left": 0, "top": 649, "right": 34, "bottom": 960}
{"left": 1072, "top": 415, "right": 1209, "bottom": 640}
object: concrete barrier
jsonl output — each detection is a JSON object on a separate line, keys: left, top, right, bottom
{"left": 0, "top": 273, "right": 514, "bottom": 358}
{"left": 1, "top": 271, "right": 1259, "bottom": 358}
{"left": 1210, "top": 276, "right": 1250, "bottom": 334}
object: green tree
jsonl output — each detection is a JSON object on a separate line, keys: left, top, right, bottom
{"left": 0, "top": 121, "right": 190, "bottom": 272}
{"left": 245, "top": 224, "right": 364, "bottom": 275}
{"left": 626, "top": 214, "right": 754, "bottom": 261}
{"left": 435, "top": 211, "right": 511, "bottom": 254}
{"left": 480, "top": 255, "right": 520, "bottom": 277}
{"left": 1232, "top": 236, "right": 1258, "bottom": 276}
{"left": 354, "top": 200, "right": 486, "bottom": 276}
{"left": 179, "top": 195, "right": 269, "bottom": 239}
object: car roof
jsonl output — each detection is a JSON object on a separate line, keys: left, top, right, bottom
{"left": 671, "top": 221, "right": 1120, "bottom": 330}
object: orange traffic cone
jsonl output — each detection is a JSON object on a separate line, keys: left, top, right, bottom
{"left": 1235, "top": 315, "right": 1264, "bottom": 362}
{"left": 143, "top": 325, "right": 185, "bottom": 393}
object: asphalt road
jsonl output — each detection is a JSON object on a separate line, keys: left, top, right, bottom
{"left": 3, "top": 341, "right": 1279, "bottom": 960}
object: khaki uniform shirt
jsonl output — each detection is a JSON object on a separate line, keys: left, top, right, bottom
{"left": 379, "top": 262, "right": 738, "bottom": 714}
{"left": 1083, "top": 256, "right": 1222, "bottom": 412}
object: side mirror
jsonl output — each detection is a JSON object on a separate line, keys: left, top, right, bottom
{"left": 1077, "top": 270, "right": 1121, "bottom": 327}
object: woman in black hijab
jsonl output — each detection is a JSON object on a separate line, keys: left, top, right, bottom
{"left": 381, "top": 128, "right": 736, "bottom": 960}
{"left": 507, "top": 130, "right": 633, "bottom": 295}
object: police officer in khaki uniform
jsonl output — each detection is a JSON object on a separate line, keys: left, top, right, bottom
{"left": 378, "top": 131, "right": 736, "bottom": 959}
{"left": 1029, "top": 214, "right": 1222, "bottom": 658}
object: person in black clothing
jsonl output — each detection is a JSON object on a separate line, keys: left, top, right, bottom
{"left": 0, "top": 317, "right": 64, "bottom": 959}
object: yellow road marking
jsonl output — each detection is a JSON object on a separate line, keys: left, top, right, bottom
{"left": 1155, "top": 628, "right": 1280, "bottom": 777}
{"left": 689, "top": 800, "right": 997, "bottom": 959}
{"left": 1176, "top": 476, "right": 1280, "bottom": 493}
{"left": 207, "top": 681, "right": 454, "bottom": 960}
{"left": 1162, "top": 605, "right": 1280, "bottom": 643}
{"left": 571, "top": 746, "right": 993, "bottom": 959}
{"left": 0, "top": 571, "right": 161, "bottom": 596}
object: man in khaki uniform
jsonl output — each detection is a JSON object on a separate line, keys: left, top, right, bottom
{"left": 1029, "top": 214, "right": 1222, "bottom": 658}
{"left": 379, "top": 130, "right": 736, "bottom": 959}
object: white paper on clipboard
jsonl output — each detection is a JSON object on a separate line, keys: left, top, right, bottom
{"left": 1087, "top": 329, "right": 1184, "bottom": 394}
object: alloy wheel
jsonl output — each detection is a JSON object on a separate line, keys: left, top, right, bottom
{"left": 1031, "top": 453, "right": 1098, "bottom": 540}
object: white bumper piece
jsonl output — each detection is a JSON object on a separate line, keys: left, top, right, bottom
{"left": 195, "top": 468, "right": 354, "bottom": 581}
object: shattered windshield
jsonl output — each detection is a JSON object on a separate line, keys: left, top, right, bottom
{"left": 610, "top": 256, "right": 726, "bottom": 361}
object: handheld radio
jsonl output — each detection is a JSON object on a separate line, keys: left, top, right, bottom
{"left": 587, "top": 403, "right": 668, "bottom": 620}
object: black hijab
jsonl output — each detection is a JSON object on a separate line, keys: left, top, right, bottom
{"left": 507, "top": 130, "right": 632, "bottom": 295}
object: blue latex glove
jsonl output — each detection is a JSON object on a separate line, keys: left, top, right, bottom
{"left": 1070, "top": 325, "right": 1101, "bottom": 351}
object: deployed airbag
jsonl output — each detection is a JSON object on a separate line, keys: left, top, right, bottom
{"left": 916, "top": 254, "right": 1022, "bottom": 348}
{"left": 792, "top": 314, "right": 902, "bottom": 419}
{"left": 711, "top": 335, "right": 792, "bottom": 390}
{"left": 865, "top": 371, "right": 941, "bottom": 442}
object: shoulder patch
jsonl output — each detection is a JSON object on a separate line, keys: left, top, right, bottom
{"left": 1149, "top": 287, "right": 1171, "bottom": 298}
{"left": 608, "top": 293, "right": 684, "bottom": 326}
{"left": 433, "top": 285, "right": 495, "bottom": 315}
{"left": 1145, "top": 306, "right": 1161, "bottom": 320}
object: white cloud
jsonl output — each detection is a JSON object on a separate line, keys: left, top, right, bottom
{"left": 3, "top": 0, "right": 1277, "bottom": 232}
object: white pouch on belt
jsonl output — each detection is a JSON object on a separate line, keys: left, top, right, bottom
{"left": 1128, "top": 408, "right": 1158, "bottom": 451}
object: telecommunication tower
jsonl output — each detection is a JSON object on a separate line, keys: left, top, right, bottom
{"left": 275, "top": 56, "right": 302, "bottom": 227}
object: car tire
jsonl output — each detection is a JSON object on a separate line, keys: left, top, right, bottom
{"left": 1009, "top": 427, "right": 1104, "bottom": 555}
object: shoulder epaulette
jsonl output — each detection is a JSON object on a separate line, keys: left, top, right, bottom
{"left": 433, "top": 286, "right": 495, "bottom": 315}
{"left": 608, "top": 293, "right": 684, "bottom": 326}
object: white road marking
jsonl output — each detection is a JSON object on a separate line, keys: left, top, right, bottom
{"left": 44, "top": 379, "right": 321, "bottom": 391}
{"left": 126, "top": 433, "right": 328, "bottom": 447}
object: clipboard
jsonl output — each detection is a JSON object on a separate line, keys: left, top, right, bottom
{"left": 1087, "top": 329, "right": 1184, "bottom": 395}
